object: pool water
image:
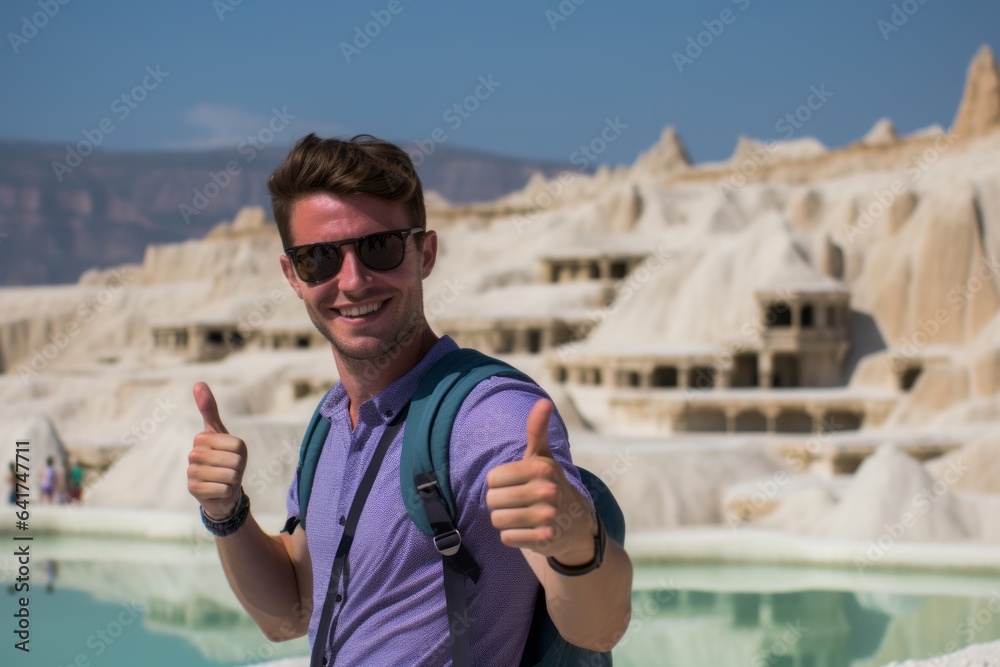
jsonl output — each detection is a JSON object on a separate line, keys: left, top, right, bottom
{"left": 6, "top": 536, "right": 1000, "bottom": 666}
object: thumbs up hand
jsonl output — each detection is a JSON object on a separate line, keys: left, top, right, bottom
{"left": 485, "top": 399, "right": 597, "bottom": 566}
{"left": 187, "top": 382, "right": 248, "bottom": 520}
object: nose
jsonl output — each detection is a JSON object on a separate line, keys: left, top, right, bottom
{"left": 335, "top": 244, "right": 371, "bottom": 291}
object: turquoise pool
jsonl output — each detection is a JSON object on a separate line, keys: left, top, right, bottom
{"left": 6, "top": 536, "right": 1000, "bottom": 666}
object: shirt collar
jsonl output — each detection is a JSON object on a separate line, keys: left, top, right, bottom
{"left": 320, "top": 335, "right": 460, "bottom": 425}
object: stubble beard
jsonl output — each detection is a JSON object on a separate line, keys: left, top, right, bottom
{"left": 306, "top": 283, "right": 426, "bottom": 376}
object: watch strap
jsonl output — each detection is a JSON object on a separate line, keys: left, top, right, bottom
{"left": 546, "top": 511, "right": 606, "bottom": 576}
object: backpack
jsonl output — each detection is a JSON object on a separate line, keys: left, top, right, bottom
{"left": 294, "top": 348, "right": 626, "bottom": 666}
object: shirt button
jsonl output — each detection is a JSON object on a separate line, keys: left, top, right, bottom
{"left": 335, "top": 593, "right": 343, "bottom": 602}
{"left": 338, "top": 515, "right": 346, "bottom": 526}
{"left": 385, "top": 409, "right": 393, "bottom": 418}
{"left": 322, "top": 657, "right": 328, "bottom": 666}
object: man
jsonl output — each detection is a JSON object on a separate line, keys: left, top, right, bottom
{"left": 186, "top": 133, "right": 633, "bottom": 665}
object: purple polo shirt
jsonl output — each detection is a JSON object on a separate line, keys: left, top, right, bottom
{"left": 286, "top": 336, "right": 591, "bottom": 666}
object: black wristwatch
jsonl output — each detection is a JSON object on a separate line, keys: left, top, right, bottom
{"left": 547, "top": 512, "right": 606, "bottom": 576}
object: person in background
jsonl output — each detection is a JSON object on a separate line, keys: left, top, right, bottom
{"left": 40, "top": 456, "right": 58, "bottom": 504}
{"left": 67, "top": 460, "right": 85, "bottom": 503}
{"left": 7, "top": 462, "right": 17, "bottom": 505}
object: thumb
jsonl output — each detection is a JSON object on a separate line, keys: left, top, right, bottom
{"left": 193, "top": 382, "right": 228, "bottom": 435}
{"left": 523, "top": 398, "right": 554, "bottom": 460}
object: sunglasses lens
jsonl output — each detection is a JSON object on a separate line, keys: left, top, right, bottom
{"left": 293, "top": 243, "right": 341, "bottom": 282}
{"left": 358, "top": 232, "right": 406, "bottom": 271}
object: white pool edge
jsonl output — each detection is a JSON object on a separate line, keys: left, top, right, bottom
{"left": 7, "top": 507, "right": 1000, "bottom": 574}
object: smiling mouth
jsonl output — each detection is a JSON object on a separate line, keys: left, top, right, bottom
{"left": 335, "top": 300, "right": 386, "bottom": 318}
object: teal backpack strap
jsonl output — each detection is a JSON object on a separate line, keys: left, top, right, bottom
{"left": 400, "top": 347, "right": 626, "bottom": 667}
{"left": 287, "top": 391, "right": 332, "bottom": 533}
{"left": 401, "top": 348, "right": 529, "bottom": 667}
{"left": 401, "top": 348, "right": 530, "bottom": 530}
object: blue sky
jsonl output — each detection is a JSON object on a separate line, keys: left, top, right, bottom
{"left": 2, "top": 0, "right": 997, "bottom": 165}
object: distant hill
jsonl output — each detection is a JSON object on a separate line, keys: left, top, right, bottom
{"left": 0, "top": 139, "right": 578, "bottom": 286}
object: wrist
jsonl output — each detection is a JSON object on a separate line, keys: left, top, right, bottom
{"left": 200, "top": 488, "right": 250, "bottom": 537}
{"left": 553, "top": 533, "right": 597, "bottom": 567}
{"left": 203, "top": 499, "right": 237, "bottom": 522}
{"left": 547, "top": 511, "right": 606, "bottom": 576}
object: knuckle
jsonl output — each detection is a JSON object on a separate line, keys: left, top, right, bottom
{"left": 536, "top": 481, "right": 559, "bottom": 501}
{"left": 537, "top": 506, "right": 558, "bottom": 525}
{"left": 533, "top": 460, "right": 557, "bottom": 479}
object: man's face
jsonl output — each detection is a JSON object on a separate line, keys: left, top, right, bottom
{"left": 280, "top": 192, "right": 437, "bottom": 364}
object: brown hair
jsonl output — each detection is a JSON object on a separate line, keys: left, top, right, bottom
{"left": 267, "top": 133, "right": 426, "bottom": 248}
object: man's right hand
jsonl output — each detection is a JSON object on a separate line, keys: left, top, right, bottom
{"left": 188, "top": 382, "right": 248, "bottom": 520}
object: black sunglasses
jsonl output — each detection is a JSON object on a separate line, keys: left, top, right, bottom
{"left": 285, "top": 228, "right": 424, "bottom": 283}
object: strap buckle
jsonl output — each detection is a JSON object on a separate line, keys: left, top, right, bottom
{"left": 433, "top": 529, "right": 462, "bottom": 557}
{"left": 417, "top": 478, "right": 439, "bottom": 493}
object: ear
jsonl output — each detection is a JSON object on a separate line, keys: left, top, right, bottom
{"left": 280, "top": 254, "right": 305, "bottom": 300}
{"left": 419, "top": 230, "right": 438, "bottom": 280}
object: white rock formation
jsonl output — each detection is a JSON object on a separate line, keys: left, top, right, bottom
{"left": 0, "top": 46, "right": 998, "bottom": 541}
{"left": 863, "top": 117, "right": 899, "bottom": 146}
{"left": 951, "top": 44, "right": 1000, "bottom": 137}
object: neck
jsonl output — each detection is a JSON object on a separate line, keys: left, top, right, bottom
{"left": 336, "top": 322, "right": 439, "bottom": 429}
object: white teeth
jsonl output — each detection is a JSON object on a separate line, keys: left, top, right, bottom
{"left": 339, "top": 301, "right": 383, "bottom": 318}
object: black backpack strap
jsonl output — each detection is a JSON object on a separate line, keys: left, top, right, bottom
{"left": 310, "top": 409, "right": 407, "bottom": 667}
{"left": 415, "top": 470, "right": 480, "bottom": 667}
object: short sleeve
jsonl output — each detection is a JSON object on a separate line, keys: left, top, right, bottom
{"left": 448, "top": 376, "right": 593, "bottom": 519}
{"left": 282, "top": 473, "right": 301, "bottom": 533}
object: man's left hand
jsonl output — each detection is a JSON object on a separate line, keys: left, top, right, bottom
{"left": 485, "top": 399, "right": 596, "bottom": 566}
